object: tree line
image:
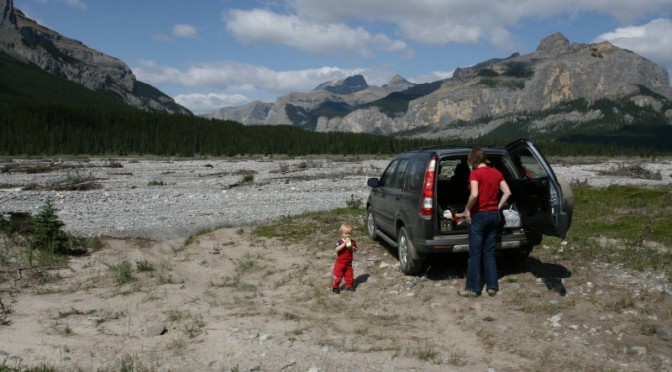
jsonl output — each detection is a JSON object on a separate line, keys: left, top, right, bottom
{"left": 2, "top": 101, "right": 669, "bottom": 157}
{"left": 0, "top": 102, "right": 445, "bottom": 156}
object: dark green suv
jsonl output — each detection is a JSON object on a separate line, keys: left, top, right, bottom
{"left": 366, "top": 139, "right": 573, "bottom": 275}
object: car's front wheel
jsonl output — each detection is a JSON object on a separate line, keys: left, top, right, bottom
{"left": 366, "top": 207, "right": 379, "bottom": 241}
{"left": 397, "top": 226, "right": 423, "bottom": 275}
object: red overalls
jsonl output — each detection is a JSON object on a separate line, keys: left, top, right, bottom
{"left": 332, "top": 238, "right": 356, "bottom": 289}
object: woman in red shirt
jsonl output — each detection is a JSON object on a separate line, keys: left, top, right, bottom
{"left": 457, "top": 148, "right": 511, "bottom": 297}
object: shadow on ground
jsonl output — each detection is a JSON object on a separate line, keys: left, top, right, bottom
{"left": 385, "top": 248, "right": 573, "bottom": 296}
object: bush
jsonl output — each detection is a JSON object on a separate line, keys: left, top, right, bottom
{"left": 345, "top": 194, "right": 363, "bottom": 210}
{"left": 31, "top": 198, "right": 71, "bottom": 255}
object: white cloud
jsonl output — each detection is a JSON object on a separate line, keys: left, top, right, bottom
{"left": 411, "top": 70, "right": 454, "bottom": 84}
{"left": 594, "top": 18, "right": 672, "bottom": 69}
{"left": 64, "top": 0, "right": 86, "bottom": 10}
{"left": 225, "top": 8, "right": 411, "bottom": 57}
{"left": 172, "top": 24, "right": 198, "bottom": 39}
{"left": 133, "top": 60, "right": 366, "bottom": 94}
{"left": 174, "top": 93, "right": 251, "bottom": 114}
{"left": 150, "top": 33, "right": 172, "bottom": 42}
{"left": 287, "top": 0, "right": 672, "bottom": 51}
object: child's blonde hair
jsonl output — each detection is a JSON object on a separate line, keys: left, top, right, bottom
{"left": 339, "top": 223, "right": 353, "bottom": 236}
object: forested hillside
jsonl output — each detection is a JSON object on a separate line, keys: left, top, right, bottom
{"left": 2, "top": 51, "right": 670, "bottom": 157}
{"left": 0, "top": 102, "right": 448, "bottom": 156}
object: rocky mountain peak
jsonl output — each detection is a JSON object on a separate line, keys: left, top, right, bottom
{"left": 385, "top": 74, "right": 410, "bottom": 87}
{"left": 536, "top": 32, "right": 570, "bottom": 53}
{"left": 0, "top": 0, "right": 190, "bottom": 115}
{"left": 314, "top": 74, "right": 369, "bottom": 94}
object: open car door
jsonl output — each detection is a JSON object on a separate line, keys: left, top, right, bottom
{"left": 506, "top": 139, "right": 573, "bottom": 239}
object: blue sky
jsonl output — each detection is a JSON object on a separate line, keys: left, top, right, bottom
{"left": 13, "top": 0, "right": 672, "bottom": 114}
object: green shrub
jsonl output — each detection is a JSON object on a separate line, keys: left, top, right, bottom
{"left": 107, "top": 259, "right": 134, "bottom": 285}
{"left": 31, "top": 198, "right": 70, "bottom": 255}
{"left": 136, "top": 259, "right": 155, "bottom": 272}
{"left": 345, "top": 194, "right": 363, "bottom": 210}
{"left": 242, "top": 174, "right": 254, "bottom": 184}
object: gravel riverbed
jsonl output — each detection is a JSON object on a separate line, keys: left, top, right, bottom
{"left": 1, "top": 156, "right": 671, "bottom": 241}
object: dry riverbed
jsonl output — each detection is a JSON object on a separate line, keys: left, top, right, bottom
{"left": 1, "top": 156, "right": 671, "bottom": 371}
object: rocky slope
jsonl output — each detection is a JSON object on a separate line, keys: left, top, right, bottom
{"left": 0, "top": 0, "right": 190, "bottom": 115}
{"left": 323, "top": 33, "right": 672, "bottom": 136}
{"left": 214, "top": 33, "right": 672, "bottom": 138}
{"left": 209, "top": 74, "right": 415, "bottom": 128}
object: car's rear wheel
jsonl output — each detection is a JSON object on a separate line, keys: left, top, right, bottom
{"left": 366, "top": 207, "right": 379, "bottom": 241}
{"left": 398, "top": 226, "right": 423, "bottom": 275}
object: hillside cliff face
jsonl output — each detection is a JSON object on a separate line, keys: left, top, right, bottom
{"left": 319, "top": 33, "right": 672, "bottom": 136}
{"left": 205, "top": 101, "right": 273, "bottom": 125}
{"left": 215, "top": 32, "right": 671, "bottom": 138}
{"left": 0, "top": 0, "right": 190, "bottom": 115}
{"left": 210, "top": 74, "right": 415, "bottom": 128}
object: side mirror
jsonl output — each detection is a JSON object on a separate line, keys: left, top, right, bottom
{"left": 367, "top": 178, "right": 380, "bottom": 187}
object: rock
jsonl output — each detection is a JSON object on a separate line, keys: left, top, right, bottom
{"left": 630, "top": 346, "right": 647, "bottom": 357}
{"left": 656, "top": 326, "right": 672, "bottom": 341}
{"left": 147, "top": 323, "right": 167, "bottom": 336}
{"left": 652, "top": 353, "right": 672, "bottom": 366}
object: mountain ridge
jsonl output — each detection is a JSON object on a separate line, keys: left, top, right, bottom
{"left": 0, "top": 0, "right": 190, "bottom": 115}
{"left": 211, "top": 32, "right": 672, "bottom": 140}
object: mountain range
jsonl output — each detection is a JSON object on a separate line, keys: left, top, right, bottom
{"left": 208, "top": 33, "right": 672, "bottom": 141}
{"left": 1, "top": 0, "right": 671, "bottom": 144}
{"left": 0, "top": 0, "right": 190, "bottom": 115}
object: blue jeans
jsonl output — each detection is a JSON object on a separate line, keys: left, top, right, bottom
{"left": 466, "top": 211, "right": 500, "bottom": 292}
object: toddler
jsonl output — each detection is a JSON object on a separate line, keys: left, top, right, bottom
{"left": 332, "top": 223, "right": 357, "bottom": 293}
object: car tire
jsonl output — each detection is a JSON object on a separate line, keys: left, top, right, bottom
{"left": 366, "top": 207, "right": 379, "bottom": 241}
{"left": 397, "top": 226, "right": 423, "bottom": 275}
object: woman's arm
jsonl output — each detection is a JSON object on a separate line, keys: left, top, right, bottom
{"left": 458, "top": 179, "right": 479, "bottom": 223}
{"left": 497, "top": 180, "right": 512, "bottom": 210}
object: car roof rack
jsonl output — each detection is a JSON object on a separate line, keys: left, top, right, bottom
{"left": 405, "top": 143, "right": 496, "bottom": 152}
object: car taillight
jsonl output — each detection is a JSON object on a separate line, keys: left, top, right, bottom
{"left": 420, "top": 157, "right": 436, "bottom": 217}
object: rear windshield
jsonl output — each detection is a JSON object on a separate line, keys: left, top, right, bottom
{"left": 438, "top": 154, "right": 518, "bottom": 181}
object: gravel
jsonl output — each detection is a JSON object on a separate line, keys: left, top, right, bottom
{"left": 1, "top": 156, "right": 671, "bottom": 241}
{"left": 0, "top": 157, "right": 388, "bottom": 241}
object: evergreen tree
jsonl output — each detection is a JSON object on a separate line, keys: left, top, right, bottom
{"left": 32, "top": 198, "right": 70, "bottom": 255}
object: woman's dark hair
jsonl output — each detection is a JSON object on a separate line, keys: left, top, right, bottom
{"left": 468, "top": 147, "right": 487, "bottom": 167}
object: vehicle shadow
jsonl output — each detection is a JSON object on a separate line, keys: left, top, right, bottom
{"left": 424, "top": 253, "right": 571, "bottom": 296}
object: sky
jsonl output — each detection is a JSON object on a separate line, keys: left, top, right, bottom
{"left": 13, "top": 0, "right": 672, "bottom": 114}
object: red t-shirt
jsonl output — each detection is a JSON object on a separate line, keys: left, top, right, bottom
{"left": 468, "top": 166, "right": 504, "bottom": 213}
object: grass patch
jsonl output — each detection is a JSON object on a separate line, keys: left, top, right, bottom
{"left": 104, "top": 259, "right": 134, "bottom": 285}
{"left": 544, "top": 184, "right": 672, "bottom": 276}
{"left": 183, "top": 224, "right": 233, "bottom": 246}
{"left": 252, "top": 207, "right": 365, "bottom": 241}
{"left": 596, "top": 162, "right": 663, "bottom": 180}
{"left": 135, "top": 258, "right": 155, "bottom": 272}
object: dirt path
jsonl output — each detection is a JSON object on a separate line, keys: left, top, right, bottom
{"left": 1, "top": 223, "right": 670, "bottom": 371}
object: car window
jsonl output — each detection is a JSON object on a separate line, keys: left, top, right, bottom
{"left": 438, "top": 157, "right": 469, "bottom": 180}
{"left": 511, "top": 148, "right": 547, "bottom": 179}
{"left": 406, "top": 158, "right": 426, "bottom": 192}
{"left": 391, "top": 158, "right": 409, "bottom": 189}
{"left": 379, "top": 159, "right": 399, "bottom": 187}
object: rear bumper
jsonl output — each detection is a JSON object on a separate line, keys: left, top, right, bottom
{"left": 414, "top": 229, "right": 538, "bottom": 254}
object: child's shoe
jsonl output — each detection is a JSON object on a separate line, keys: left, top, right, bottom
{"left": 345, "top": 287, "right": 355, "bottom": 292}
{"left": 332, "top": 287, "right": 340, "bottom": 294}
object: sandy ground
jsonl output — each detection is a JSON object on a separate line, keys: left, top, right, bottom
{"left": 1, "top": 157, "right": 672, "bottom": 371}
